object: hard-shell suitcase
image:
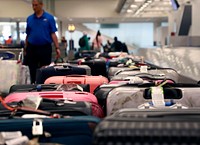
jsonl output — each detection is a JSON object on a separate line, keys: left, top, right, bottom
{"left": 4, "top": 91, "right": 104, "bottom": 118}
{"left": 68, "top": 58, "right": 107, "bottom": 77}
{"left": 0, "top": 98, "right": 93, "bottom": 117}
{"left": 9, "top": 84, "right": 90, "bottom": 93}
{"left": 0, "top": 116, "right": 100, "bottom": 145}
{"left": 44, "top": 75, "right": 109, "bottom": 94}
{"left": 93, "top": 108, "right": 200, "bottom": 145}
{"left": 5, "top": 91, "right": 98, "bottom": 104}
{"left": 112, "top": 67, "right": 180, "bottom": 83}
{"left": 106, "top": 82, "right": 200, "bottom": 115}
{"left": 35, "top": 64, "right": 87, "bottom": 84}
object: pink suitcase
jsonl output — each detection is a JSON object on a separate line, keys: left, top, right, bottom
{"left": 4, "top": 91, "right": 98, "bottom": 104}
{"left": 44, "top": 75, "right": 109, "bottom": 93}
{"left": 4, "top": 91, "right": 104, "bottom": 118}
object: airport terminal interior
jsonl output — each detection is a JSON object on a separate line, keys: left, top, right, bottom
{"left": 0, "top": 0, "right": 200, "bottom": 144}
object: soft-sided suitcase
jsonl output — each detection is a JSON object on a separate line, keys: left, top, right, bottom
{"left": 113, "top": 67, "right": 180, "bottom": 83}
{"left": 35, "top": 64, "right": 87, "bottom": 84}
{"left": 93, "top": 108, "right": 200, "bottom": 145}
{"left": 44, "top": 75, "right": 109, "bottom": 93}
{"left": 106, "top": 82, "right": 200, "bottom": 115}
{"left": 9, "top": 84, "right": 90, "bottom": 93}
{"left": 0, "top": 116, "right": 100, "bottom": 145}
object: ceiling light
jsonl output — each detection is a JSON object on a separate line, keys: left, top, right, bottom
{"left": 127, "top": 9, "right": 133, "bottom": 13}
{"left": 130, "top": 4, "right": 138, "bottom": 8}
{"left": 135, "top": 0, "right": 145, "bottom": 2}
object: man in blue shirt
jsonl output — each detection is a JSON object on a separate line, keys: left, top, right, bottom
{"left": 24, "top": 0, "right": 60, "bottom": 84}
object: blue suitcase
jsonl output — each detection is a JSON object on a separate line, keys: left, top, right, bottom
{"left": 0, "top": 116, "right": 100, "bottom": 145}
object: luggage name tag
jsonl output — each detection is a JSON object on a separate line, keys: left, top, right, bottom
{"left": 140, "top": 65, "right": 148, "bottom": 73}
{"left": 151, "top": 86, "right": 165, "bottom": 108}
{"left": 32, "top": 119, "right": 43, "bottom": 136}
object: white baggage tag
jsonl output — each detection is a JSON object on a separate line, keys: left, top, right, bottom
{"left": 23, "top": 95, "right": 42, "bottom": 109}
{"left": 151, "top": 87, "right": 165, "bottom": 108}
{"left": 32, "top": 119, "right": 43, "bottom": 136}
{"left": 140, "top": 65, "right": 148, "bottom": 73}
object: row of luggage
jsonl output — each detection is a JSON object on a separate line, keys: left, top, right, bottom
{"left": 0, "top": 51, "right": 200, "bottom": 144}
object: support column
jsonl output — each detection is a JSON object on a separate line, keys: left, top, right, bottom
{"left": 153, "top": 22, "right": 161, "bottom": 46}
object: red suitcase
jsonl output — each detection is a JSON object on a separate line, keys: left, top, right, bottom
{"left": 44, "top": 75, "right": 109, "bottom": 93}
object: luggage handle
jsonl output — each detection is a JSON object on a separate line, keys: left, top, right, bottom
{"left": 55, "top": 65, "right": 72, "bottom": 71}
{"left": 65, "top": 75, "right": 86, "bottom": 77}
{"left": 66, "top": 81, "right": 83, "bottom": 84}
{"left": 143, "top": 88, "right": 182, "bottom": 99}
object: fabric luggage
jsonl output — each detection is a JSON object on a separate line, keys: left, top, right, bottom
{"left": 35, "top": 64, "right": 87, "bottom": 84}
{"left": 0, "top": 116, "right": 100, "bottom": 145}
{"left": 0, "top": 60, "right": 30, "bottom": 94}
{"left": 93, "top": 108, "right": 200, "bottom": 145}
{"left": 44, "top": 75, "right": 109, "bottom": 94}
{"left": 9, "top": 84, "right": 90, "bottom": 93}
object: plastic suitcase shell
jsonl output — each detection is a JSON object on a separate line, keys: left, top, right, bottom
{"left": 44, "top": 75, "right": 109, "bottom": 94}
{"left": 93, "top": 108, "right": 200, "bottom": 145}
{"left": 68, "top": 59, "right": 107, "bottom": 77}
{"left": 5, "top": 91, "right": 98, "bottom": 104}
{"left": 112, "top": 68, "right": 180, "bottom": 83}
{"left": 106, "top": 83, "right": 200, "bottom": 115}
{"left": 0, "top": 116, "right": 100, "bottom": 145}
{"left": 35, "top": 65, "right": 87, "bottom": 84}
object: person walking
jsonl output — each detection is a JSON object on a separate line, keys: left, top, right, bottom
{"left": 24, "top": 0, "right": 60, "bottom": 84}
{"left": 92, "top": 30, "right": 103, "bottom": 52}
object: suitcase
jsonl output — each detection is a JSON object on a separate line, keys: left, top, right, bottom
{"left": 5, "top": 91, "right": 98, "bottom": 104}
{"left": 4, "top": 91, "right": 104, "bottom": 118}
{"left": 106, "top": 82, "right": 200, "bottom": 115}
{"left": 68, "top": 58, "right": 107, "bottom": 77}
{"left": 0, "top": 97, "right": 104, "bottom": 118}
{"left": 0, "top": 116, "right": 100, "bottom": 145}
{"left": 44, "top": 75, "right": 109, "bottom": 94}
{"left": 112, "top": 67, "right": 180, "bottom": 83}
{"left": 9, "top": 84, "right": 90, "bottom": 93}
{"left": 0, "top": 98, "right": 93, "bottom": 117}
{"left": 109, "top": 73, "right": 176, "bottom": 84}
{"left": 93, "top": 108, "right": 200, "bottom": 145}
{"left": 35, "top": 64, "right": 87, "bottom": 84}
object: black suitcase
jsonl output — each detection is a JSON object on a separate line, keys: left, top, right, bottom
{"left": 93, "top": 108, "right": 200, "bottom": 145}
{"left": 9, "top": 84, "right": 90, "bottom": 94}
{"left": 68, "top": 58, "right": 107, "bottom": 77}
{"left": 35, "top": 65, "right": 87, "bottom": 84}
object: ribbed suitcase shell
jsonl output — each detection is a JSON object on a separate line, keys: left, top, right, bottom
{"left": 93, "top": 109, "right": 200, "bottom": 145}
{"left": 44, "top": 75, "right": 109, "bottom": 94}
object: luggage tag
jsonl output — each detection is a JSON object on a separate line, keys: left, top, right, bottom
{"left": 151, "top": 86, "right": 165, "bottom": 108}
{"left": 124, "top": 76, "right": 144, "bottom": 84}
{"left": 140, "top": 65, "right": 148, "bottom": 73}
{"left": 23, "top": 95, "right": 42, "bottom": 110}
{"left": 32, "top": 119, "right": 43, "bottom": 136}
